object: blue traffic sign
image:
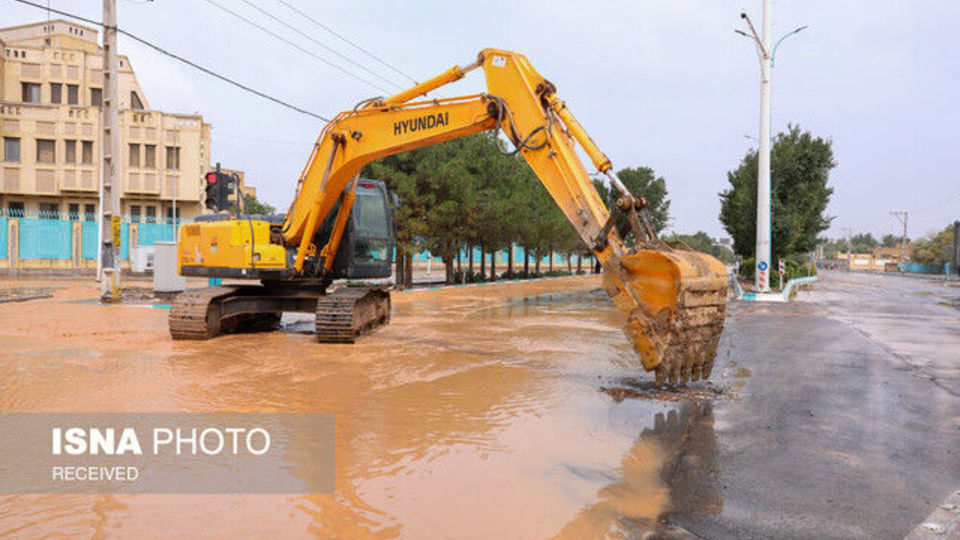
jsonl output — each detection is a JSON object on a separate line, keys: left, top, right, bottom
{"left": 758, "top": 261, "right": 768, "bottom": 271}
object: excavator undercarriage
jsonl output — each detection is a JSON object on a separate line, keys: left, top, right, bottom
{"left": 169, "top": 284, "right": 390, "bottom": 343}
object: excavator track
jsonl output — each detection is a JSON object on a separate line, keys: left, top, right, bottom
{"left": 168, "top": 286, "right": 239, "bottom": 340}
{"left": 315, "top": 286, "right": 391, "bottom": 343}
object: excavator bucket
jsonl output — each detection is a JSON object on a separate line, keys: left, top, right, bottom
{"left": 602, "top": 246, "right": 728, "bottom": 385}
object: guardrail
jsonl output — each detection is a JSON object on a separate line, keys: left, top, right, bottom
{"left": 735, "top": 274, "right": 819, "bottom": 302}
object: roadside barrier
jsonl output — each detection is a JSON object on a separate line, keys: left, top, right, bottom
{"left": 736, "top": 274, "right": 818, "bottom": 302}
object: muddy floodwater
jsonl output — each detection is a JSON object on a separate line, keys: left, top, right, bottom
{"left": 0, "top": 276, "right": 718, "bottom": 538}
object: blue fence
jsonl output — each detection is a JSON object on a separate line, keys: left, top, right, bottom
{"left": 2, "top": 217, "right": 586, "bottom": 267}
{"left": 0, "top": 215, "right": 181, "bottom": 261}
{"left": 81, "top": 221, "right": 98, "bottom": 259}
{"left": 138, "top": 222, "right": 176, "bottom": 246}
{"left": 413, "top": 245, "right": 578, "bottom": 265}
{"left": 19, "top": 218, "right": 72, "bottom": 259}
{"left": 899, "top": 262, "right": 951, "bottom": 274}
{"left": 0, "top": 217, "right": 6, "bottom": 257}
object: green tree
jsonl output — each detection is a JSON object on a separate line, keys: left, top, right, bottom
{"left": 664, "top": 231, "right": 735, "bottom": 264}
{"left": 594, "top": 166, "right": 671, "bottom": 244}
{"left": 912, "top": 223, "right": 955, "bottom": 265}
{"left": 719, "top": 125, "right": 835, "bottom": 262}
{"left": 881, "top": 233, "right": 903, "bottom": 248}
{"left": 850, "top": 232, "right": 878, "bottom": 253}
{"left": 818, "top": 236, "right": 848, "bottom": 258}
{"left": 242, "top": 192, "right": 275, "bottom": 215}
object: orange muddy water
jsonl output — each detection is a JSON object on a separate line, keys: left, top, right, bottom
{"left": 0, "top": 276, "right": 718, "bottom": 539}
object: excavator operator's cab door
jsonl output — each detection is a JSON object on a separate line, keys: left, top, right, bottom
{"left": 324, "top": 179, "right": 395, "bottom": 280}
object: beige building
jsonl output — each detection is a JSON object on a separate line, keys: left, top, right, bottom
{"left": 836, "top": 244, "right": 914, "bottom": 272}
{"left": 220, "top": 168, "right": 256, "bottom": 201}
{"left": 0, "top": 19, "right": 211, "bottom": 222}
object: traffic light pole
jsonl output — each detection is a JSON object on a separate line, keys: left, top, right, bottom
{"left": 99, "top": 0, "right": 122, "bottom": 301}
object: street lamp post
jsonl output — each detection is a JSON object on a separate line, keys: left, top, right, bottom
{"left": 737, "top": 3, "right": 806, "bottom": 292}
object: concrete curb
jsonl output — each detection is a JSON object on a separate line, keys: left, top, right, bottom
{"left": 736, "top": 276, "right": 819, "bottom": 303}
{"left": 904, "top": 489, "right": 960, "bottom": 539}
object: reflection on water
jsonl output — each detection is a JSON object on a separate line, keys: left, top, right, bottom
{"left": 552, "top": 401, "right": 720, "bottom": 538}
{"left": 0, "top": 279, "right": 721, "bottom": 538}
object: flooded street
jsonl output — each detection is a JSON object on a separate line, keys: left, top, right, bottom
{"left": 0, "top": 276, "right": 717, "bottom": 539}
{"left": 1, "top": 272, "right": 958, "bottom": 538}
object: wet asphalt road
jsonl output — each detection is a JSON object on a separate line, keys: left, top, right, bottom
{"left": 671, "top": 271, "right": 960, "bottom": 539}
{"left": 0, "top": 272, "right": 958, "bottom": 538}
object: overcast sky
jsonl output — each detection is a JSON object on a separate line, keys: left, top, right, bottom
{"left": 3, "top": 1, "right": 958, "bottom": 241}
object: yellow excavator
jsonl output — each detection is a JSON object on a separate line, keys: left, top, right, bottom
{"left": 171, "top": 49, "right": 728, "bottom": 385}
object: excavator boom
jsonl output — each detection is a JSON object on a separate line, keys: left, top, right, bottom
{"left": 175, "top": 48, "right": 728, "bottom": 385}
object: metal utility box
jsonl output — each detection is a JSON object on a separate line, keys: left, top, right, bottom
{"left": 130, "top": 246, "right": 155, "bottom": 273}
{"left": 154, "top": 241, "right": 186, "bottom": 292}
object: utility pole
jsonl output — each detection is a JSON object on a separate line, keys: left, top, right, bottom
{"left": 99, "top": 0, "right": 121, "bottom": 301}
{"left": 844, "top": 227, "right": 852, "bottom": 272}
{"left": 891, "top": 211, "right": 908, "bottom": 264}
{"left": 738, "top": 4, "right": 806, "bottom": 292}
{"left": 953, "top": 220, "right": 959, "bottom": 275}
{"left": 172, "top": 128, "right": 178, "bottom": 241}
{"left": 738, "top": 3, "right": 772, "bottom": 291}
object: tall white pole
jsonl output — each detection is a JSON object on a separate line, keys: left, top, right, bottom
{"left": 755, "top": 0, "right": 772, "bottom": 292}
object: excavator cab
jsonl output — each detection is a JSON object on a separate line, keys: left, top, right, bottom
{"left": 318, "top": 179, "right": 395, "bottom": 280}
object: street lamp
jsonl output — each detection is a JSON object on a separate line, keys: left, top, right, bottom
{"left": 772, "top": 26, "right": 808, "bottom": 68}
{"left": 736, "top": 2, "right": 806, "bottom": 293}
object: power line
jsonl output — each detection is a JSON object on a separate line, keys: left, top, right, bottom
{"left": 9, "top": 0, "right": 331, "bottom": 121}
{"left": 201, "top": 0, "right": 392, "bottom": 95}
{"left": 238, "top": 0, "right": 403, "bottom": 91}
{"left": 274, "top": 0, "right": 418, "bottom": 85}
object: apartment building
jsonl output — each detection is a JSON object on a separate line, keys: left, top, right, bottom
{"left": 0, "top": 19, "right": 211, "bottom": 223}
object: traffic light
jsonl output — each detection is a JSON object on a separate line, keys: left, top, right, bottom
{"left": 204, "top": 170, "right": 220, "bottom": 210}
{"left": 203, "top": 164, "right": 236, "bottom": 212}
{"left": 222, "top": 173, "right": 236, "bottom": 210}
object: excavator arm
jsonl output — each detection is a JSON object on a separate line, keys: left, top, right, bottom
{"left": 177, "top": 48, "right": 728, "bottom": 385}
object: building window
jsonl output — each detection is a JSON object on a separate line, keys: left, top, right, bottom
{"left": 64, "top": 139, "right": 77, "bottom": 164}
{"left": 36, "top": 139, "right": 56, "bottom": 164}
{"left": 165, "top": 146, "right": 180, "bottom": 170}
{"left": 39, "top": 202, "right": 60, "bottom": 219}
{"left": 3, "top": 137, "right": 20, "bottom": 163}
{"left": 50, "top": 82, "right": 62, "bottom": 104}
{"left": 131, "top": 91, "right": 144, "bottom": 110}
{"left": 145, "top": 206, "right": 156, "bottom": 223}
{"left": 144, "top": 144, "right": 156, "bottom": 168}
{"left": 21, "top": 82, "right": 41, "bottom": 103}
{"left": 130, "top": 205, "right": 141, "bottom": 223}
{"left": 69, "top": 203, "right": 80, "bottom": 221}
{"left": 7, "top": 202, "right": 25, "bottom": 218}
{"left": 129, "top": 143, "right": 140, "bottom": 167}
{"left": 166, "top": 207, "right": 181, "bottom": 221}
{"left": 81, "top": 141, "right": 93, "bottom": 165}
{"left": 90, "top": 88, "right": 102, "bottom": 106}
{"left": 84, "top": 203, "right": 96, "bottom": 221}
{"left": 67, "top": 84, "right": 79, "bottom": 105}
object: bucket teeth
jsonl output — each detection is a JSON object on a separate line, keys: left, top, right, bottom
{"left": 605, "top": 248, "right": 728, "bottom": 386}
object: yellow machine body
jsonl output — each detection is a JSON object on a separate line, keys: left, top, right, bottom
{"left": 178, "top": 220, "right": 285, "bottom": 273}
